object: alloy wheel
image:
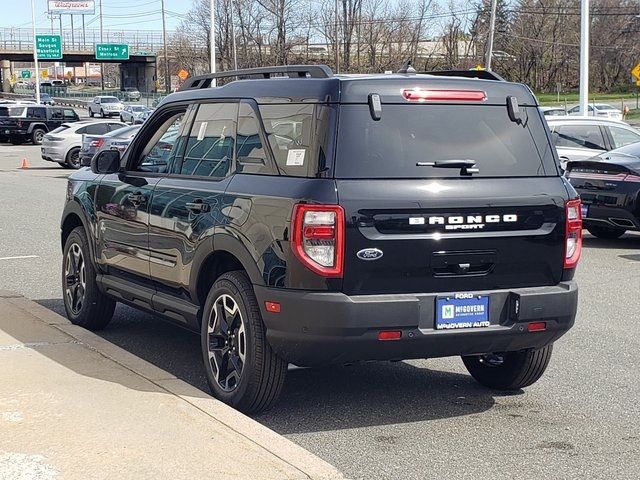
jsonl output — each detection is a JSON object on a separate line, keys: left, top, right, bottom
{"left": 68, "top": 150, "right": 80, "bottom": 168}
{"left": 64, "top": 243, "right": 86, "bottom": 315}
{"left": 206, "top": 294, "right": 246, "bottom": 392}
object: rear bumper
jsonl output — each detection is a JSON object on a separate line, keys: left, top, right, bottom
{"left": 582, "top": 205, "right": 640, "bottom": 231}
{"left": 255, "top": 282, "right": 578, "bottom": 367}
{"left": 41, "top": 144, "right": 66, "bottom": 163}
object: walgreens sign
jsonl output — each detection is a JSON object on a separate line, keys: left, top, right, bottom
{"left": 48, "top": 1, "right": 95, "bottom": 14}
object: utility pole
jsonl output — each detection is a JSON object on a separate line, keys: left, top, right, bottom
{"left": 161, "top": 0, "right": 170, "bottom": 93}
{"left": 485, "top": 0, "right": 498, "bottom": 71}
{"left": 71, "top": 15, "right": 75, "bottom": 50}
{"left": 210, "top": 0, "right": 216, "bottom": 85}
{"left": 230, "top": 0, "right": 238, "bottom": 71}
{"left": 30, "top": 0, "right": 40, "bottom": 104}
{"left": 99, "top": 0, "right": 104, "bottom": 91}
{"left": 579, "top": 0, "right": 589, "bottom": 115}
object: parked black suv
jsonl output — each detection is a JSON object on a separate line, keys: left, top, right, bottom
{"left": 60, "top": 65, "right": 581, "bottom": 413}
{"left": 0, "top": 105, "right": 79, "bottom": 144}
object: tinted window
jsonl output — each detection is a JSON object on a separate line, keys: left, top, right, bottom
{"left": 609, "top": 126, "right": 640, "bottom": 149}
{"left": 236, "top": 103, "right": 271, "bottom": 175}
{"left": 101, "top": 97, "right": 120, "bottom": 103}
{"left": 63, "top": 109, "right": 76, "bottom": 120}
{"left": 0, "top": 106, "right": 25, "bottom": 117}
{"left": 83, "top": 123, "right": 109, "bottom": 135}
{"left": 107, "top": 123, "right": 125, "bottom": 131}
{"left": 28, "top": 107, "right": 47, "bottom": 119}
{"left": 259, "top": 104, "right": 332, "bottom": 177}
{"left": 49, "top": 108, "right": 63, "bottom": 120}
{"left": 181, "top": 103, "right": 237, "bottom": 177}
{"left": 551, "top": 124, "right": 606, "bottom": 150}
{"left": 336, "top": 105, "right": 556, "bottom": 178}
{"left": 50, "top": 125, "right": 70, "bottom": 134}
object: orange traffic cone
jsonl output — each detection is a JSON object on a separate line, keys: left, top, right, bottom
{"left": 19, "top": 158, "right": 29, "bottom": 169}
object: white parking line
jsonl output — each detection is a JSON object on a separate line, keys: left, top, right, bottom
{"left": 0, "top": 255, "right": 39, "bottom": 261}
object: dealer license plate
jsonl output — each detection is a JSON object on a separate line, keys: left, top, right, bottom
{"left": 581, "top": 204, "right": 589, "bottom": 218}
{"left": 435, "top": 294, "right": 490, "bottom": 330}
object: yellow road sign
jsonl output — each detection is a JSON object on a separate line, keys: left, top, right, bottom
{"left": 632, "top": 63, "right": 640, "bottom": 81}
{"left": 41, "top": 69, "right": 49, "bottom": 79}
{"left": 636, "top": 79, "right": 640, "bottom": 87}
{"left": 177, "top": 69, "right": 189, "bottom": 81}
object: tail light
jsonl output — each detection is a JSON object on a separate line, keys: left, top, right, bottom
{"left": 402, "top": 89, "right": 487, "bottom": 102}
{"left": 291, "top": 204, "right": 345, "bottom": 277}
{"left": 564, "top": 199, "right": 583, "bottom": 268}
{"left": 90, "top": 139, "right": 105, "bottom": 148}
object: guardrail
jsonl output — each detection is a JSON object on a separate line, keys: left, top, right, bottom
{"left": 0, "top": 91, "right": 87, "bottom": 108}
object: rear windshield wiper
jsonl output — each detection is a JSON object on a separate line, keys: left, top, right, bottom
{"left": 416, "top": 159, "right": 479, "bottom": 175}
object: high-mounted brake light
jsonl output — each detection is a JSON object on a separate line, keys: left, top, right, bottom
{"left": 402, "top": 89, "right": 487, "bottom": 102}
{"left": 291, "top": 204, "right": 345, "bottom": 277}
{"left": 564, "top": 199, "right": 583, "bottom": 269}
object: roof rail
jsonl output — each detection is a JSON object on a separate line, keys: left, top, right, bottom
{"left": 180, "top": 65, "right": 334, "bottom": 90}
{"left": 422, "top": 70, "right": 506, "bottom": 82}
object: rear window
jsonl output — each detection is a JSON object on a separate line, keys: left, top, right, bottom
{"left": 50, "top": 125, "right": 70, "bottom": 134}
{"left": 0, "top": 106, "right": 26, "bottom": 117}
{"left": 335, "top": 105, "right": 557, "bottom": 178}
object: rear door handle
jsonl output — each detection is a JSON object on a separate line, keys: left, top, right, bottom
{"left": 186, "top": 200, "right": 210, "bottom": 213}
{"left": 126, "top": 193, "right": 146, "bottom": 206}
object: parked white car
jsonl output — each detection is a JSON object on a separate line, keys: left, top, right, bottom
{"left": 41, "top": 120, "right": 126, "bottom": 168}
{"left": 546, "top": 116, "right": 640, "bottom": 169}
{"left": 88, "top": 96, "right": 124, "bottom": 118}
{"left": 567, "top": 103, "right": 623, "bottom": 121}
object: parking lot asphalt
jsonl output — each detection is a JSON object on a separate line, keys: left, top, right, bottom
{"left": 1, "top": 144, "right": 639, "bottom": 480}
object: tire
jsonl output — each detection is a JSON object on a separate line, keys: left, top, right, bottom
{"left": 586, "top": 226, "right": 626, "bottom": 239}
{"left": 66, "top": 147, "right": 81, "bottom": 169}
{"left": 100, "top": 109, "right": 105, "bottom": 118}
{"left": 89, "top": 109, "right": 94, "bottom": 118}
{"left": 201, "top": 270, "right": 287, "bottom": 414}
{"left": 31, "top": 128, "right": 45, "bottom": 145}
{"left": 62, "top": 226, "right": 116, "bottom": 330}
{"left": 462, "top": 345, "right": 553, "bottom": 390}
{"left": 120, "top": 115, "right": 124, "bottom": 123}
{"left": 58, "top": 161, "right": 71, "bottom": 169}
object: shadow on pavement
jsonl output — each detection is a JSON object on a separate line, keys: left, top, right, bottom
{"left": 37, "top": 297, "right": 500, "bottom": 431}
{"left": 582, "top": 234, "right": 640, "bottom": 250}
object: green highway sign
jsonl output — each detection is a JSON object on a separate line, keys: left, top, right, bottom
{"left": 36, "top": 35, "right": 62, "bottom": 60}
{"left": 95, "top": 43, "right": 129, "bottom": 61}
{"left": 20, "top": 70, "right": 31, "bottom": 79}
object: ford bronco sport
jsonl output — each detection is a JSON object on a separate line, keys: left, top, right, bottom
{"left": 60, "top": 65, "right": 581, "bottom": 413}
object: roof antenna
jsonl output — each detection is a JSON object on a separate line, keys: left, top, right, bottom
{"left": 397, "top": 59, "right": 416, "bottom": 75}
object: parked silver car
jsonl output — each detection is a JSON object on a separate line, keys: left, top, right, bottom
{"left": 79, "top": 124, "right": 141, "bottom": 166}
{"left": 567, "top": 103, "right": 623, "bottom": 121}
{"left": 119, "top": 104, "right": 149, "bottom": 124}
{"left": 546, "top": 116, "right": 640, "bottom": 169}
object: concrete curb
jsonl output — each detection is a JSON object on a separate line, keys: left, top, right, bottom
{"left": 4, "top": 292, "right": 344, "bottom": 480}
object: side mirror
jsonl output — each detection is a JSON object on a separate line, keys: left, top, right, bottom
{"left": 91, "top": 150, "right": 121, "bottom": 174}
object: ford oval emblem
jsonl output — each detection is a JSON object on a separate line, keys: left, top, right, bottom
{"left": 357, "top": 248, "right": 384, "bottom": 261}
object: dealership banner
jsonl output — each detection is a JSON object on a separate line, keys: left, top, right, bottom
{"left": 48, "top": 1, "right": 96, "bottom": 14}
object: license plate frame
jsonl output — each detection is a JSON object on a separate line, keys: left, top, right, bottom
{"left": 435, "top": 294, "right": 490, "bottom": 330}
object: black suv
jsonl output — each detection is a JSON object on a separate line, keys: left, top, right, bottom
{"left": 60, "top": 65, "right": 581, "bottom": 413}
{"left": 0, "top": 105, "right": 79, "bottom": 145}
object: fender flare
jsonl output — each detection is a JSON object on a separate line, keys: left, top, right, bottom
{"left": 212, "top": 231, "right": 265, "bottom": 287}
{"left": 60, "top": 200, "right": 96, "bottom": 262}
{"left": 27, "top": 123, "right": 47, "bottom": 135}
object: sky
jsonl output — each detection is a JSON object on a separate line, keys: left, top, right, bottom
{"left": 1, "top": 0, "right": 191, "bottom": 32}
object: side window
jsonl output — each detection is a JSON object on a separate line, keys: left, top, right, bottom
{"left": 553, "top": 125, "right": 606, "bottom": 150}
{"left": 609, "top": 127, "right": 640, "bottom": 149}
{"left": 181, "top": 103, "right": 237, "bottom": 177}
{"left": 136, "top": 112, "right": 187, "bottom": 173}
{"left": 28, "top": 107, "right": 46, "bottom": 119}
{"left": 76, "top": 126, "right": 87, "bottom": 135}
{"left": 259, "top": 104, "right": 332, "bottom": 177}
{"left": 63, "top": 109, "right": 76, "bottom": 120}
{"left": 50, "top": 109, "right": 63, "bottom": 120}
{"left": 235, "top": 103, "right": 272, "bottom": 175}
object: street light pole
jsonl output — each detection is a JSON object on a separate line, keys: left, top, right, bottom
{"left": 579, "top": 0, "right": 589, "bottom": 115}
{"left": 210, "top": 0, "right": 216, "bottom": 85}
{"left": 31, "top": 0, "right": 41, "bottom": 104}
{"left": 160, "top": 0, "right": 170, "bottom": 93}
{"left": 485, "top": 0, "right": 498, "bottom": 71}
{"left": 99, "top": 0, "right": 104, "bottom": 91}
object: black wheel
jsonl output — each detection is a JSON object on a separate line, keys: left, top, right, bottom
{"left": 586, "top": 226, "right": 626, "bottom": 239}
{"left": 100, "top": 109, "right": 105, "bottom": 118}
{"left": 66, "top": 147, "right": 81, "bottom": 169}
{"left": 201, "top": 271, "right": 287, "bottom": 414}
{"left": 89, "top": 109, "right": 94, "bottom": 118}
{"left": 120, "top": 115, "right": 124, "bottom": 123}
{"left": 31, "top": 128, "right": 45, "bottom": 145}
{"left": 462, "top": 345, "right": 553, "bottom": 390}
{"left": 58, "top": 161, "right": 71, "bottom": 169}
{"left": 62, "top": 227, "right": 116, "bottom": 330}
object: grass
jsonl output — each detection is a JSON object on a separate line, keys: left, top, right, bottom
{"left": 536, "top": 91, "right": 640, "bottom": 107}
